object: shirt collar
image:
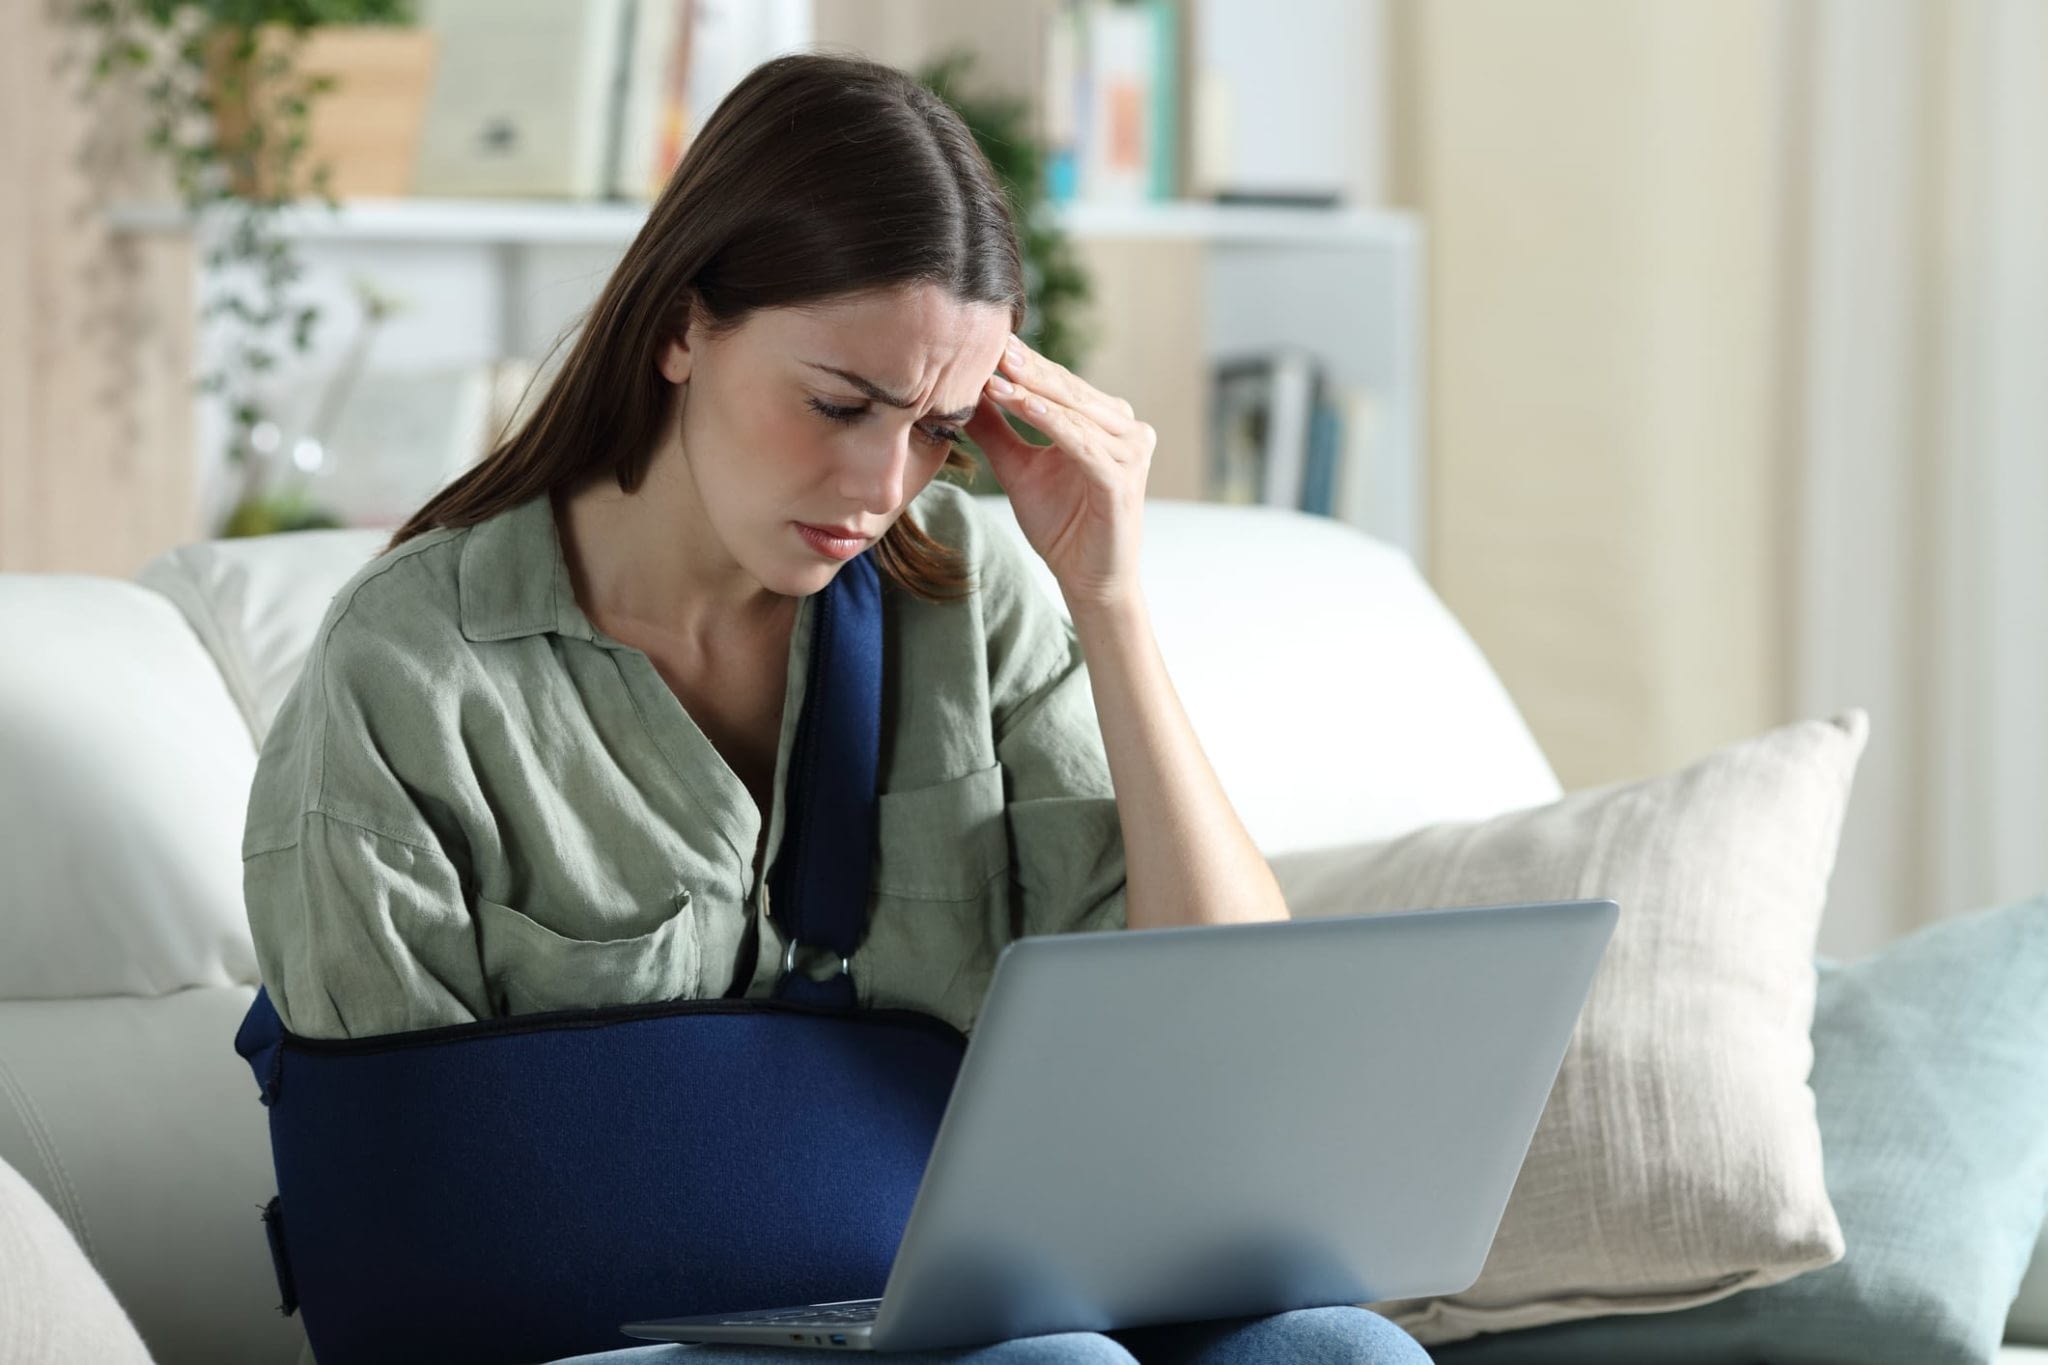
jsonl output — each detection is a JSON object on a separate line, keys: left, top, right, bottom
{"left": 457, "top": 489, "right": 606, "bottom": 645}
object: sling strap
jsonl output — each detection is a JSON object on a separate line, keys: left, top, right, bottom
{"left": 769, "top": 549, "right": 882, "bottom": 1007}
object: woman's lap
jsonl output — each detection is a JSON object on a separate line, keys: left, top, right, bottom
{"left": 544, "top": 1307, "right": 1430, "bottom": 1365}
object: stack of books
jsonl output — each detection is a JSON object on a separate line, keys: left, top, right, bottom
{"left": 1210, "top": 349, "right": 1386, "bottom": 525}
{"left": 1041, "top": 0, "right": 1179, "bottom": 204}
{"left": 1041, "top": 0, "right": 1366, "bottom": 208}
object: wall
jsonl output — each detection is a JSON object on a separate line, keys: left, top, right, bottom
{"left": 1396, "top": 0, "right": 1795, "bottom": 790}
{"left": 0, "top": 4, "right": 199, "bottom": 576}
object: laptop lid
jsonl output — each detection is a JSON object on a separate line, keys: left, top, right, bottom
{"left": 869, "top": 898, "right": 1618, "bottom": 1353}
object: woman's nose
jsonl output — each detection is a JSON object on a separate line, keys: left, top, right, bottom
{"left": 839, "top": 429, "right": 916, "bottom": 510}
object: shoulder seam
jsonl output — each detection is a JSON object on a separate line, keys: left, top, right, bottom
{"left": 323, "top": 525, "right": 464, "bottom": 638}
{"left": 305, "top": 804, "right": 447, "bottom": 856}
{"left": 305, "top": 527, "right": 467, "bottom": 816}
{"left": 242, "top": 805, "right": 447, "bottom": 861}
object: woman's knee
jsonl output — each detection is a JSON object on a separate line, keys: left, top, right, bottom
{"left": 1253, "top": 1306, "right": 1432, "bottom": 1364}
{"left": 972, "top": 1330, "right": 1139, "bottom": 1364}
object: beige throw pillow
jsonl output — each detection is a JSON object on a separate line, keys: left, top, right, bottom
{"left": 1270, "top": 712, "right": 1868, "bottom": 1347}
{"left": 0, "top": 1153, "right": 155, "bottom": 1364}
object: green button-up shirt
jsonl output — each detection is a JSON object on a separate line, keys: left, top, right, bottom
{"left": 241, "top": 479, "right": 1127, "bottom": 1040}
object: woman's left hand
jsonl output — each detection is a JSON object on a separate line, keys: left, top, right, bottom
{"left": 963, "top": 334, "right": 1155, "bottom": 612}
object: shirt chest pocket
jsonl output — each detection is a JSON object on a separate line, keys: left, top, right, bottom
{"left": 474, "top": 888, "right": 699, "bottom": 1016}
{"left": 869, "top": 762, "right": 1012, "bottom": 902}
{"left": 859, "top": 762, "right": 1014, "bottom": 1034}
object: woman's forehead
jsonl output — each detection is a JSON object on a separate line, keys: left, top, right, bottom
{"left": 763, "top": 290, "right": 1011, "bottom": 379}
{"left": 789, "top": 285, "right": 1002, "bottom": 333}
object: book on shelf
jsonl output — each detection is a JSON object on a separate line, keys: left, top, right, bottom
{"left": 1298, "top": 393, "right": 1342, "bottom": 518}
{"left": 1327, "top": 386, "right": 1392, "bottom": 536}
{"left": 1210, "top": 348, "right": 1318, "bottom": 510}
{"left": 606, "top": 0, "right": 691, "bottom": 201}
{"left": 410, "top": 0, "right": 629, "bottom": 199}
{"left": 409, "top": 0, "right": 807, "bottom": 202}
{"left": 1044, "top": 0, "right": 1382, "bottom": 210}
{"left": 1043, "top": 0, "right": 1179, "bottom": 204}
{"left": 1207, "top": 350, "right": 1390, "bottom": 531}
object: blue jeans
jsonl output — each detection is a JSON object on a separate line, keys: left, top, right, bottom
{"left": 545, "top": 1306, "right": 1432, "bottom": 1364}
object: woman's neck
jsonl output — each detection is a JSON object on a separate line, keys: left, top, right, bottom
{"left": 554, "top": 454, "right": 791, "bottom": 649}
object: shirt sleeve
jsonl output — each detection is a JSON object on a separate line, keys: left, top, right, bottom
{"left": 975, "top": 504, "right": 1129, "bottom": 941}
{"left": 244, "top": 812, "right": 490, "bottom": 1039}
{"left": 242, "top": 618, "right": 492, "bottom": 1040}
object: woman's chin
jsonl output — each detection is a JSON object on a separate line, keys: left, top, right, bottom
{"left": 756, "top": 554, "right": 844, "bottom": 599}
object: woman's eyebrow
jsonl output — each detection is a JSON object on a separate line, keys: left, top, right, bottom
{"left": 804, "top": 362, "right": 979, "bottom": 423}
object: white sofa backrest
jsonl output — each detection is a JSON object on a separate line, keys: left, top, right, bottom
{"left": 135, "top": 526, "right": 407, "bottom": 746}
{"left": 130, "top": 497, "right": 1560, "bottom": 846}
{"left": 0, "top": 576, "right": 259, "bottom": 1000}
{"left": 972, "top": 497, "right": 1561, "bottom": 851}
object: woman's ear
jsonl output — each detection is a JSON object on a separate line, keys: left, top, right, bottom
{"left": 658, "top": 335, "right": 691, "bottom": 385}
{"left": 658, "top": 289, "right": 701, "bottom": 384}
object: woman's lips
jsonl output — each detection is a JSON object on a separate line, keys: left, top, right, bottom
{"left": 794, "top": 522, "right": 869, "bottom": 560}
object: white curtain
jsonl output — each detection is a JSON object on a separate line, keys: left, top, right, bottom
{"left": 1790, "top": 0, "right": 2048, "bottom": 956}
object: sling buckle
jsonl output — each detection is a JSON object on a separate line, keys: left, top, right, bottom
{"left": 781, "top": 937, "right": 854, "bottom": 988}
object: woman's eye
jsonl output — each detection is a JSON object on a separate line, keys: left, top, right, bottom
{"left": 808, "top": 397, "right": 960, "bottom": 449}
{"left": 808, "top": 397, "right": 865, "bottom": 424}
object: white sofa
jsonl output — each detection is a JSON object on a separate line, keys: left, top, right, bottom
{"left": 1, "top": 497, "right": 2042, "bottom": 1364}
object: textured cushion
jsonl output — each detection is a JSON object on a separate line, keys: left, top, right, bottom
{"left": 136, "top": 527, "right": 386, "bottom": 746}
{"left": 0, "top": 575, "right": 260, "bottom": 998}
{"left": 0, "top": 1149, "right": 155, "bottom": 1364}
{"left": 976, "top": 496, "right": 1565, "bottom": 851}
{"left": 1430, "top": 894, "right": 2048, "bottom": 1365}
{"left": 1270, "top": 713, "right": 1868, "bottom": 1346}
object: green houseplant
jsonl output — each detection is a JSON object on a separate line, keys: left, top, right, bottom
{"left": 69, "top": 0, "right": 420, "bottom": 535}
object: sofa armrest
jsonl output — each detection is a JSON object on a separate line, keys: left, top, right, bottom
{"left": 0, "top": 989, "right": 306, "bottom": 1365}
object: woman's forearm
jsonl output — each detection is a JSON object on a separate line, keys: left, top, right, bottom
{"left": 970, "top": 333, "right": 1291, "bottom": 931}
{"left": 1065, "top": 589, "right": 1291, "bottom": 931}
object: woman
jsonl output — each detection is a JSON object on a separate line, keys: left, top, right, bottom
{"left": 242, "top": 50, "right": 1430, "bottom": 1365}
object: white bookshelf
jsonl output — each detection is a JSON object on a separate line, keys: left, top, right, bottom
{"left": 107, "top": 196, "right": 1425, "bottom": 561}
{"left": 108, "top": 195, "right": 1418, "bottom": 247}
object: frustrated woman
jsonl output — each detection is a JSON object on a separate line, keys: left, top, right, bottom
{"left": 241, "top": 50, "right": 1428, "bottom": 1365}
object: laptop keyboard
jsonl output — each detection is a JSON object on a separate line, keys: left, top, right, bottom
{"left": 719, "top": 1300, "right": 881, "bottom": 1326}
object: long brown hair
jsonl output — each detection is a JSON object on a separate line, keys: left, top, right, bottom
{"left": 380, "top": 51, "right": 1027, "bottom": 602}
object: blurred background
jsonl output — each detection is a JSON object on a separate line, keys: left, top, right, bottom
{"left": 3, "top": 0, "right": 2042, "bottom": 959}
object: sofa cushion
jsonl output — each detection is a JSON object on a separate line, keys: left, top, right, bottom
{"left": 0, "top": 1148, "right": 155, "bottom": 1364}
{"left": 136, "top": 527, "right": 388, "bottom": 746}
{"left": 1428, "top": 894, "right": 2048, "bottom": 1365}
{"left": 1270, "top": 713, "right": 1867, "bottom": 1346}
{"left": 975, "top": 496, "right": 1565, "bottom": 851}
{"left": 0, "top": 575, "right": 259, "bottom": 998}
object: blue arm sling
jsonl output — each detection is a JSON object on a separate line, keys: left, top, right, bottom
{"left": 233, "top": 551, "right": 969, "bottom": 1365}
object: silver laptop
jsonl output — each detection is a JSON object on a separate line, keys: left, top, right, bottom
{"left": 622, "top": 898, "right": 1618, "bottom": 1353}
